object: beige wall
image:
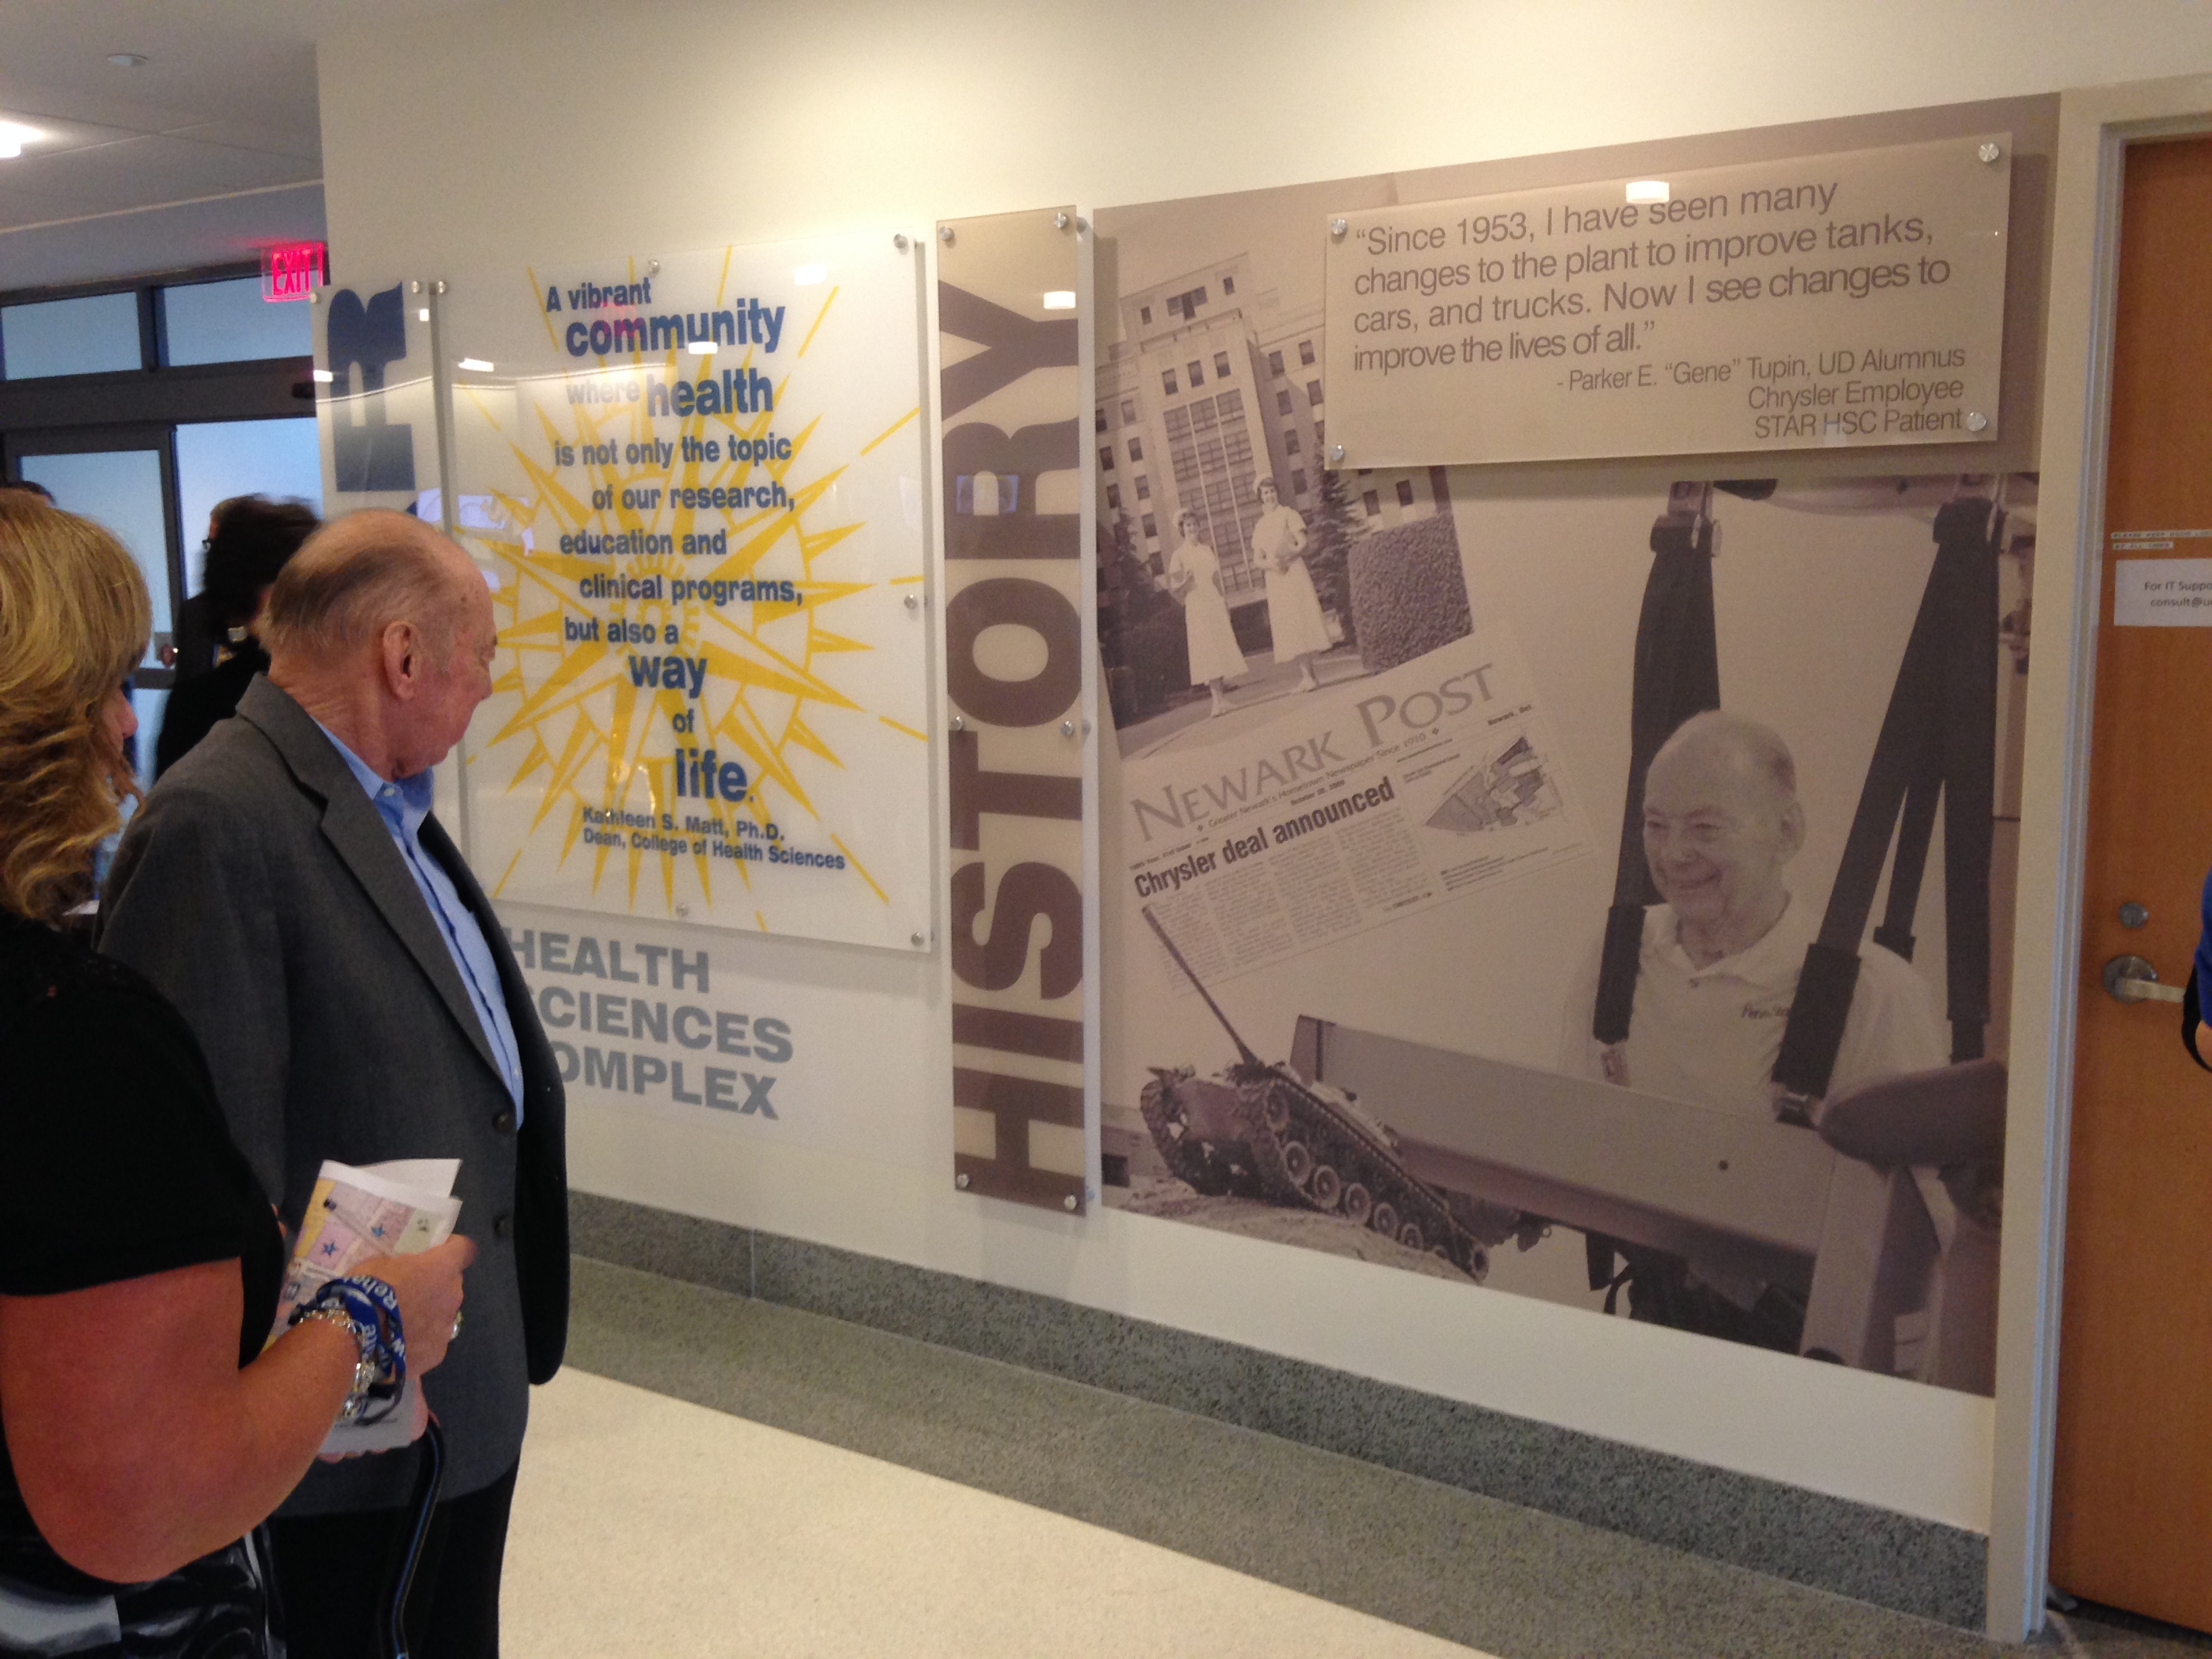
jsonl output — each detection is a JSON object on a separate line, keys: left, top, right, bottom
{"left": 319, "top": 0, "right": 2212, "bottom": 1539}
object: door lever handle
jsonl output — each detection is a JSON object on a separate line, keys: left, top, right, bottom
{"left": 2104, "top": 954, "right": 2187, "bottom": 1004}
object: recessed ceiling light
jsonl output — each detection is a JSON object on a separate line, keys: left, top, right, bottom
{"left": 107, "top": 53, "right": 148, "bottom": 68}
{"left": 0, "top": 121, "right": 43, "bottom": 159}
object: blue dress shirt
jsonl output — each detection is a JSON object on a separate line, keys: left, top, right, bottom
{"left": 316, "top": 721, "right": 525, "bottom": 1123}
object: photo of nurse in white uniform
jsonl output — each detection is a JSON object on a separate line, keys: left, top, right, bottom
{"left": 1165, "top": 508, "right": 1246, "bottom": 718}
{"left": 1250, "top": 475, "right": 1331, "bottom": 693}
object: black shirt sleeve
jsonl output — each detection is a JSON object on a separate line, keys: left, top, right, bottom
{"left": 0, "top": 963, "right": 279, "bottom": 1330}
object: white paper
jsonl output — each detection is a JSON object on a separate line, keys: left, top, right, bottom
{"left": 2114, "top": 558, "right": 2212, "bottom": 626}
{"left": 272, "top": 1158, "right": 462, "bottom": 1454}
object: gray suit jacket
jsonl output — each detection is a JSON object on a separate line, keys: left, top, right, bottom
{"left": 100, "top": 676, "right": 569, "bottom": 1513}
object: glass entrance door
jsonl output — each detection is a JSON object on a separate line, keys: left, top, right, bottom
{"left": 12, "top": 430, "right": 182, "bottom": 787}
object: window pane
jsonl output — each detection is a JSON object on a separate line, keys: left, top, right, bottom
{"left": 1397, "top": 478, "right": 1416, "bottom": 507}
{"left": 1, "top": 291, "right": 141, "bottom": 380}
{"left": 173, "top": 417, "right": 325, "bottom": 594}
{"left": 162, "top": 276, "right": 313, "bottom": 367}
{"left": 1128, "top": 437, "right": 1143, "bottom": 462}
{"left": 1187, "top": 360, "right": 1204, "bottom": 387}
{"left": 1214, "top": 352, "right": 1232, "bottom": 378}
{"left": 20, "top": 449, "right": 171, "bottom": 668}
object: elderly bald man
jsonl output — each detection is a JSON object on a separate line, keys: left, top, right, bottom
{"left": 102, "top": 509, "right": 568, "bottom": 1659}
{"left": 1559, "top": 710, "right": 1943, "bottom": 1345}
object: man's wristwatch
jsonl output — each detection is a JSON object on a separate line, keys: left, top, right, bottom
{"left": 293, "top": 1303, "right": 381, "bottom": 1422}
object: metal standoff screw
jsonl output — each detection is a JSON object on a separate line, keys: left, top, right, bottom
{"left": 1330, "top": 218, "right": 1348, "bottom": 238}
{"left": 903, "top": 593, "right": 920, "bottom": 611}
{"left": 1062, "top": 1194, "right": 1078, "bottom": 1212}
{"left": 1054, "top": 211, "right": 1070, "bottom": 230}
{"left": 1082, "top": 717, "right": 1093, "bottom": 737}
{"left": 939, "top": 226, "right": 955, "bottom": 244}
{"left": 894, "top": 232, "right": 910, "bottom": 252}
{"left": 1967, "top": 412, "right": 1989, "bottom": 432}
{"left": 1076, "top": 216, "right": 1090, "bottom": 233}
{"left": 2121, "top": 901, "right": 2150, "bottom": 928}
{"left": 674, "top": 903, "right": 691, "bottom": 919}
{"left": 1061, "top": 718, "right": 1076, "bottom": 737}
{"left": 910, "top": 930, "right": 926, "bottom": 947}
{"left": 951, "top": 713, "right": 966, "bottom": 731}
{"left": 432, "top": 280, "right": 447, "bottom": 295}
{"left": 648, "top": 258, "right": 661, "bottom": 275}
{"left": 956, "top": 1172, "right": 970, "bottom": 1190}
{"left": 409, "top": 280, "right": 422, "bottom": 294}
{"left": 1330, "top": 443, "right": 1346, "bottom": 462}
{"left": 1978, "top": 142, "right": 2003, "bottom": 164}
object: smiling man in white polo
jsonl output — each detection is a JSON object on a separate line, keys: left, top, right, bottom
{"left": 1559, "top": 709, "right": 1944, "bottom": 1345}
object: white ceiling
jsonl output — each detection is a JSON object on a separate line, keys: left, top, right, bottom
{"left": 0, "top": 0, "right": 501, "bottom": 287}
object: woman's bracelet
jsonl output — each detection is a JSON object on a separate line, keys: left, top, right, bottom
{"left": 292, "top": 1305, "right": 382, "bottom": 1422}
{"left": 289, "top": 1275, "right": 407, "bottom": 1424}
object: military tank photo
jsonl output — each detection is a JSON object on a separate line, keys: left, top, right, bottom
{"left": 1136, "top": 907, "right": 1497, "bottom": 1282}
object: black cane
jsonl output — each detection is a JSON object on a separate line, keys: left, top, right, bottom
{"left": 382, "top": 1415, "right": 446, "bottom": 1659}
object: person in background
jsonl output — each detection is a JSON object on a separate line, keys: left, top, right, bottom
{"left": 0, "top": 479, "right": 54, "bottom": 504}
{"left": 102, "top": 509, "right": 570, "bottom": 1659}
{"left": 1164, "top": 507, "right": 1246, "bottom": 718}
{"left": 0, "top": 493, "right": 471, "bottom": 1658}
{"left": 156, "top": 497, "right": 320, "bottom": 778}
{"left": 169, "top": 495, "right": 252, "bottom": 683}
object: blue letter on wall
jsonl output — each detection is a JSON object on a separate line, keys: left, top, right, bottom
{"left": 326, "top": 285, "right": 415, "bottom": 493}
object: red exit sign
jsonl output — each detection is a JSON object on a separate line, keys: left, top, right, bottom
{"left": 262, "top": 241, "right": 327, "bottom": 302}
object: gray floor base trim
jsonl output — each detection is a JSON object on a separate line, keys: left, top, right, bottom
{"left": 569, "top": 1191, "right": 1987, "bottom": 1630}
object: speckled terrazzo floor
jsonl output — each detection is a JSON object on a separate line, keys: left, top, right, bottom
{"left": 525, "top": 1256, "right": 2212, "bottom": 1658}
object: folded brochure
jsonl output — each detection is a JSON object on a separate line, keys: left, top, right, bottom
{"left": 269, "top": 1158, "right": 462, "bottom": 1454}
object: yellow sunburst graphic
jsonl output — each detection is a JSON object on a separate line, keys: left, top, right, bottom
{"left": 447, "top": 240, "right": 928, "bottom": 943}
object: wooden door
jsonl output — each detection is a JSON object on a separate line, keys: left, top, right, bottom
{"left": 2050, "top": 136, "right": 2212, "bottom": 1630}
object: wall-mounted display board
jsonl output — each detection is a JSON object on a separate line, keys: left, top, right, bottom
{"left": 1092, "top": 117, "right": 2044, "bottom": 1395}
{"left": 312, "top": 274, "right": 445, "bottom": 517}
{"left": 1324, "top": 134, "right": 2012, "bottom": 466}
{"left": 937, "top": 208, "right": 1099, "bottom": 1214}
{"left": 438, "top": 234, "right": 935, "bottom": 951}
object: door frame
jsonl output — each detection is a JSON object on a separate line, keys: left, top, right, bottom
{"left": 1988, "top": 75, "right": 2212, "bottom": 1643}
{"left": 9, "top": 423, "right": 187, "bottom": 689}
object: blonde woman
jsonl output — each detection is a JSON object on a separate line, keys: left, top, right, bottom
{"left": 1164, "top": 508, "right": 1246, "bottom": 717}
{"left": 0, "top": 496, "right": 470, "bottom": 1656}
{"left": 1250, "top": 475, "right": 1330, "bottom": 693}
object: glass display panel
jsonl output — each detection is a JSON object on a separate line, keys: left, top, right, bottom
{"left": 0, "top": 291, "right": 142, "bottom": 380}
{"left": 441, "top": 231, "right": 934, "bottom": 951}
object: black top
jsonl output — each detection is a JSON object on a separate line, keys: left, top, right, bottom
{"left": 155, "top": 642, "right": 268, "bottom": 780}
{"left": 0, "top": 908, "right": 284, "bottom": 1594}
